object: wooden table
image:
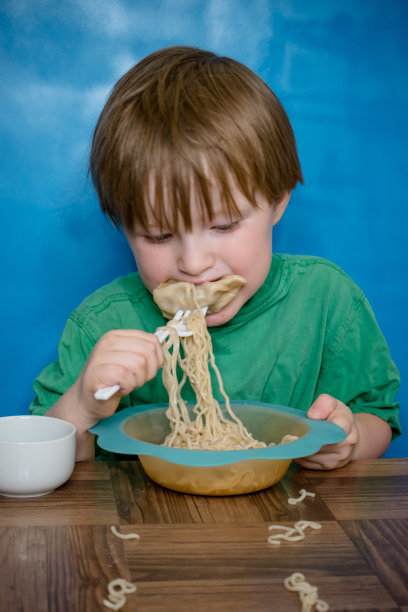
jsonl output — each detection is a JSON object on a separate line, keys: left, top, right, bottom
{"left": 1, "top": 458, "right": 408, "bottom": 611}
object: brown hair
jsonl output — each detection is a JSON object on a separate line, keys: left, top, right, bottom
{"left": 90, "top": 45, "right": 303, "bottom": 232}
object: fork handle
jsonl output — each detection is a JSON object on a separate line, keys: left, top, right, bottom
{"left": 94, "top": 384, "right": 120, "bottom": 401}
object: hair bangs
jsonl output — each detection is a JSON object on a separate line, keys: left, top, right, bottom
{"left": 131, "top": 139, "right": 256, "bottom": 235}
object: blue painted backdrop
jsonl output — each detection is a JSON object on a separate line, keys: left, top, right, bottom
{"left": 1, "top": 1, "right": 407, "bottom": 457}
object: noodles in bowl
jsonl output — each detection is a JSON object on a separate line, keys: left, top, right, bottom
{"left": 124, "top": 402, "right": 307, "bottom": 494}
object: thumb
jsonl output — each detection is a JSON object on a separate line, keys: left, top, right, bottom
{"left": 307, "top": 393, "right": 337, "bottom": 420}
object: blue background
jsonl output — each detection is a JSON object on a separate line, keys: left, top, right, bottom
{"left": 1, "top": 0, "right": 407, "bottom": 457}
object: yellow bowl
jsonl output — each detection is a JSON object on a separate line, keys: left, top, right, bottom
{"left": 90, "top": 402, "right": 346, "bottom": 496}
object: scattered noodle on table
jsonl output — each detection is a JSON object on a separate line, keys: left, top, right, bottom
{"left": 110, "top": 525, "right": 140, "bottom": 540}
{"left": 284, "top": 572, "right": 329, "bottom": 611}
{"left": 268, "top": 520, "right": 321, "bottom": 545}
{"left": 288, "top": 488, "right": 316, "bottom": 505}
{"left": 103, "top": 578, "right": 136, "bottom": 610}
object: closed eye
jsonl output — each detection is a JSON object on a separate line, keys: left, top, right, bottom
{"left": 143, "top": 233, "right": 173, "bottom": 244}
{"left": 212, "top": 220, "right": 240, "bottom": 233}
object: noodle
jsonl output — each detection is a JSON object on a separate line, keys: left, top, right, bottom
{"left": 284, "top": 572, "right": 329, "bottom": 611}
{"left": 288, "top": 489, "right": 316, "bottom": 505}
{"left": 267, "top": 520, "right": 321, "bottom": 545}
{"left": 155, "top": 281, "right": 298, "bottom": 450}
{"left": 103, "top": 578, "right": 137, "bottom": 610}
{"left": 110, "top": 525, "right": 140, "bottom": 540}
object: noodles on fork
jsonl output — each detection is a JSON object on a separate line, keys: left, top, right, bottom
{"left": 154, "top": 281, "right": 297, "bottom": 451}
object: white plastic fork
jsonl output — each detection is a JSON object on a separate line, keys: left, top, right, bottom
{"left": 93, "top": 307, "right": 207, "bottom": 401}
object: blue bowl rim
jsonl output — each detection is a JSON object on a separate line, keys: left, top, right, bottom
{"left": 89, "top": 401, "right": 346, "bottom": 467}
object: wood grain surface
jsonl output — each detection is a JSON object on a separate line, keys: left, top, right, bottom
{"left": 1, "top": 459, "right": 408, "bottom": 611}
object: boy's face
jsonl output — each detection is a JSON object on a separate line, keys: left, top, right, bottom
{"left": 124, "top": 184, "right": 290, "bottom": 327}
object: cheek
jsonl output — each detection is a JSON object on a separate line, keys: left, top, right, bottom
{"left": 236, "top": 232, "right": 272, "bottom": 266}
{"left": 237, "top": 232, "right": 272, "bottom": 287}
{"left": 134, "top": 249, "right": 172, "bottom": 291}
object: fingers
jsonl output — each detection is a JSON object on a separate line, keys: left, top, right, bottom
{"left": 83, "top": 329, "right": 164, "bottom": 399}
{"left": 308, "top": 394, "right": 352, "bottom": 434}
{"left": 98, "top": 329, "right": 164, "bottom": 368}
{"left": 295, "top": 456, "right": 334, "bottom": 470}
{"left": 299, "top": 394, "right": 359, "bottom": 470}
{"left": 307, "top": 393, "right": 337, "bottom": 420}
{"left": 95, "top": 348, "right": 160, "bottom": 395}
{"left": 295, "top": 448, "right": 351, "bottom": 470}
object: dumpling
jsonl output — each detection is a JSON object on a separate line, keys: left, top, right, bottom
{"left": 153, "top": 275, "right": 247, "bottom": 318}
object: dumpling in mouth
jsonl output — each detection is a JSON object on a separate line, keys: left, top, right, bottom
{"left": 153, "top": 275, "right": 247, "bottom": 318}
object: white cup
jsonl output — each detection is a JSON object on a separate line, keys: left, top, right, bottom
{"left": 0, "top": 415, "right": 76, "bottom": 497}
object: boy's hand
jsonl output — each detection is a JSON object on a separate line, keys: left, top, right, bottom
{"left": 295, "top": 394, "right": 358, "bottom": 470}
{"left": 75, "top": 329, "right": 164, "bottom": 426}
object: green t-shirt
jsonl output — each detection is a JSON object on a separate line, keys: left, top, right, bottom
{"left": 30, "top": 254, "right": 401, "bottom": 455}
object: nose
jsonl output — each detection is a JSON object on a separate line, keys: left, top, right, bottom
{"left": 177, "top": 233, "right": 216, "bottom": 278}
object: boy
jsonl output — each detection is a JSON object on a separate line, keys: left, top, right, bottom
{"left": 30, "top": 46, "right": 400, "bottom": 467}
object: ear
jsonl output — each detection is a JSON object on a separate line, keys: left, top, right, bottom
{"left": 272, "top": 191, "right": 291, "bottom": 226}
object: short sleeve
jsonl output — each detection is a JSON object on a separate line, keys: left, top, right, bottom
{"left": 29, "top": 315, "right": 95, "bottom": 415}
{"left": 316, "top": 295, "right": 401, "bottom": 438}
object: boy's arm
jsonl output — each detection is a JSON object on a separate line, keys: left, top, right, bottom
{"left": 352, "top": 411, "right": 392, "bottom": 459}
{"left": 46, "top": 381, "right": 99, "bottom": 461}
{"left": 295, "top": 393, "right": 392, "bottom": 470}
{"left": 44, "top": 329, "right": 164, "bottom": 462}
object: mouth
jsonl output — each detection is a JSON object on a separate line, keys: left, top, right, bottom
{"left": 180, "top": 275, "right": 224, "bottom": 285}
